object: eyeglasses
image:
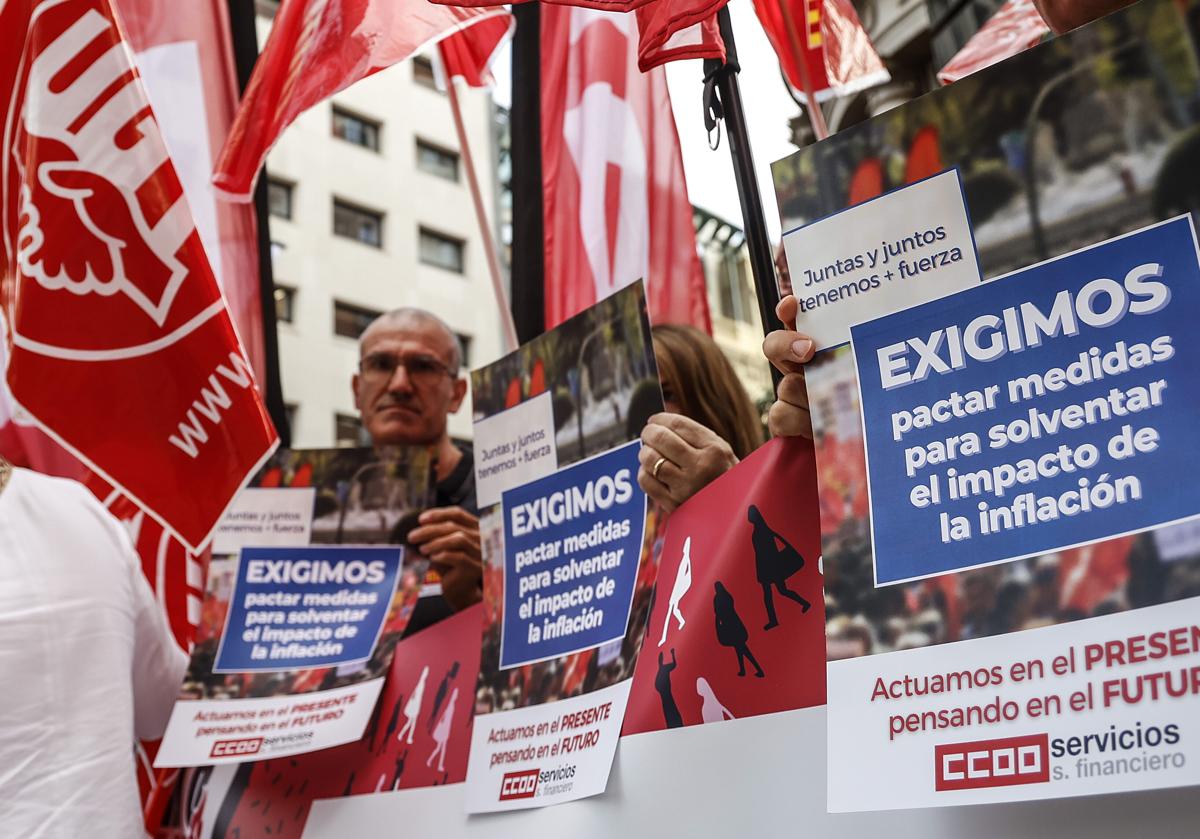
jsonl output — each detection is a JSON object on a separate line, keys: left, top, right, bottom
{"left": 359, "top": 351, "right": 455, "bottom": 386}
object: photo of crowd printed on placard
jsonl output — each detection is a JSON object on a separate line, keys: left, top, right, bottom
{"left": 190, "top": 446, "right": 438, "bottom": 700}
{"left": 213, "top": 446, "right": 438, "bottom": 549}
{"left": 462, "top": 282, "right": 663, "bottom": 812}
{"left": 773, "top": 0, "right": 1200, "bottom": 663}
{"left": 154, "top": 447, "right": 435, "bottom": 767}
{"left": 469, "top": 281, "right": 663, "bottom": 714}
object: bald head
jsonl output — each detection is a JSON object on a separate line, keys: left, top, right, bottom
{"left": 353, "top": 307, "right": 468, "bottom": 447}
{"left": 361, "top": 308, "right": 463, "bottom": 374}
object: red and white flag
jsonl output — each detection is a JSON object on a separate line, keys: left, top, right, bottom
{"left": 634, "top": 0, "right": 724, "bottom": 70}
{"left": 438, "top": 12, "right": 513, "bottom": 86}
{"left": 212, "top": 0, "right": 511, "bottom": 200}
{"left": 431, "top": 0, "right": 725, "bottom": 72}
{"left": 542, "top": 6, "right": 711, "bottom": 331}
{"left": 937, "top": 0, "right": 1050, "bottom": 85}
{"left": 114, "top": 0, "right": 267, "bottom": 385}
{"left": 751, "top": 0, "right": 889, "bottom": 101}
{"left": 1, "top": 0, "right": 278, "bottom": 552}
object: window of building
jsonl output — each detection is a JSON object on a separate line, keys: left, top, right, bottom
{"left": 416, "top": 139, "right": 459, "bottom": 181}
{"left": 267, "top": 178, "right": 293, "bottom": 219}
{"left": 335, "top": 413, "right": 366, "bottom": 447}
{"left": 419, "top": 227, "right": 464, "bottom": 273}
{"left": 455, "top": 333, "right": 472, "bottom": 369}
{"left": 331, "top": 106, "right": 381, "bottom": 151}
{"left": 333, "top": 300, "right": 382, "bottom": 340}
{"left": 333, "top": 200, "right": 383, "bottom": 248}
{"left": 273, "top": 285, "right": 295, "bottom": 323}
{"left": 413, "top": 55, "right": 438, "bottom": 90}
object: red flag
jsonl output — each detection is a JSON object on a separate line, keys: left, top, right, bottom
{"left": 114, "top": 0, "right": 267, "bottom": 386}
{"left": 635, "top": 9, "right": 724, "bottom": 71}
{"left": 751, "top": 0, "right": 888, "bottom": 101}
{"left": 438, "top": 12, "right": 513, "bottom": 86}
{"left": 541, "top": 6, "right": 711, "bottom": 331}
{"left": 937, "top": 0, "right": 1050, "bottom": 85}
{"left": 430, "top": 0, "right": 725, "bottom": 71}
{"left": 1, "top": 0, "right": 278, "bottom": 551}
{"left": 212, "top": 0, "right": 510, "bottom": 200}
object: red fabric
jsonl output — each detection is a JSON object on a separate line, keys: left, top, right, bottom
{"left": 541, "top": 6, "right": 710, "bottom": 332}
{"left": 634, "top": 5, "right": 724, "bottom": 71}
{"left": 623, "top": 438, "right": 826, "bottom": 734}
{"left": 1059, "top": 537, "right": 1133, "bottom": 615}
{"left": 1, "top": 0, "right": 278, "bottom": 552}
{"left": 938, "top": 0, "right": 1050, "bottom": 85}
{"left": 750, "top": 0, "right": 888, "bottom": 101}
{"left": 430, "top": 0, "right": 725, "bottom": 70}
{"left": 904, "top": 125, "right": 943, "bottom": 184}
{"left": 846, "top": 158, "right": 884, "bottom": 206}
{"left": 212, "top": 0, "right": 509, "bottom": 200}
{"left": 114, "top": 0, "right": 266, "bottom": 386}
{"left": 438, "top": 11, "right": 513, "bottom": 86}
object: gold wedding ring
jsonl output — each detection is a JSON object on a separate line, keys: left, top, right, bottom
{"left": 652, "top": 456, "right": 667, "bottom": 479}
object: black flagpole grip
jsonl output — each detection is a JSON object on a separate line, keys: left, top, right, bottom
{"left": 703, "top": 6, "right": 783, "bottom": 389}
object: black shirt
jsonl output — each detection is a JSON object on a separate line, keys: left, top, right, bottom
{"left": 404, "top": 444, "right": 477, "bottom": 636}
{"left": 435, "top": 442, "right": 478, "bottom": 514}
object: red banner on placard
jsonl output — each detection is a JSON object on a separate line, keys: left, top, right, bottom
{"left": 1, "top": 0, "right": 278, "bottom": 552}
{"left": 623, "top": 437, "right": 826, "bottom": 735}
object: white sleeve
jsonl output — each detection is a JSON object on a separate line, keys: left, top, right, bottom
{"left": 126, "top": 541, "right": 189, "bottom": 741}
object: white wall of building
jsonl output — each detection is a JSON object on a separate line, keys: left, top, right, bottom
{"left": 259, "top": 13, "right": 505, "bottom": 448}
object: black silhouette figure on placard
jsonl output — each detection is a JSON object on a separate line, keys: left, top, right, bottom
{"left": 428, "top": 660, "right": 461, "bottom": 732}
{"left": 342, "top": 771, "right": 356, "bottom": 797}
{"left": 390, "top": 749, "right": 409, "bottom": 790}
{"left": 380, "top": 693, "right": 403, "bottom": 754}
{"left": 654, "top": 648, "right": 684, "bottom": 728}
{"left": 364, "top": 686, "right": 385, "bottom": 751}
{"left": 713, "top": 581, "right": 764, "bottom": 677}
{"left": 748, "top": 505, "right": 810, "bottom": 630}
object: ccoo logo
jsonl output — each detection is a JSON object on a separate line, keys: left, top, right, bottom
{"left": 935, "top": 733, "right": 1050, "bottom": 792}
{"left": 209, "top": 737, "right": 263, "bottom": 759}
{"left": 499, "top": 769, "right": 540, "bottom": 801}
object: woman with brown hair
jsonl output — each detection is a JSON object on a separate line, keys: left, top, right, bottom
{"left": 637, "top": 323, "right": 764, "bottom": 513}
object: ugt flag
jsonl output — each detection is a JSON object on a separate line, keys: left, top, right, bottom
{"left": 1, "top": 0, "right": 278, "bottom": 551}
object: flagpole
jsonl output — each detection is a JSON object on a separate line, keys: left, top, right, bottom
{"left": 444, "top": 74, "right": 519, "bottom": 353}
{"left": 227, "top": 0, "right": 291, "bottom": 446}
{"left": 509, "top": 2, "right": 546, "bottom": 344}
{"left": 778, "top": 0, "right": 830, "bottom": 140}
{"left": 704, "top": 7, "right": 782, "bottom": 387}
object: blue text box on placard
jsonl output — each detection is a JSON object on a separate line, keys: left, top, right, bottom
{"left": 852, "top": 217, "right": 1200, "bottom": 585}
{"left": 215, "top": 545, "right": 402, "bottom": 672}
{"left": 500, "top": 440, "right": 646, "bottom": 669}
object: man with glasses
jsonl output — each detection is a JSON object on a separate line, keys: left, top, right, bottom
{"left": 353, "top": 308, "right": 482, "bottom": 622}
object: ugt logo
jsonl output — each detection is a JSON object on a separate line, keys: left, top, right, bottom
{"left": 499, "top": 769, "right": 540, "bottom": 801}
{"left": 3, "top": 0, "right": 219, "bottom": 358}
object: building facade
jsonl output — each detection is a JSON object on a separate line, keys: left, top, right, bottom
{"left": 693, "top": 208, "right": 776, "bottom": 415}
{"left": 256, "top": 4, "right": 506, "bottom": 447}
